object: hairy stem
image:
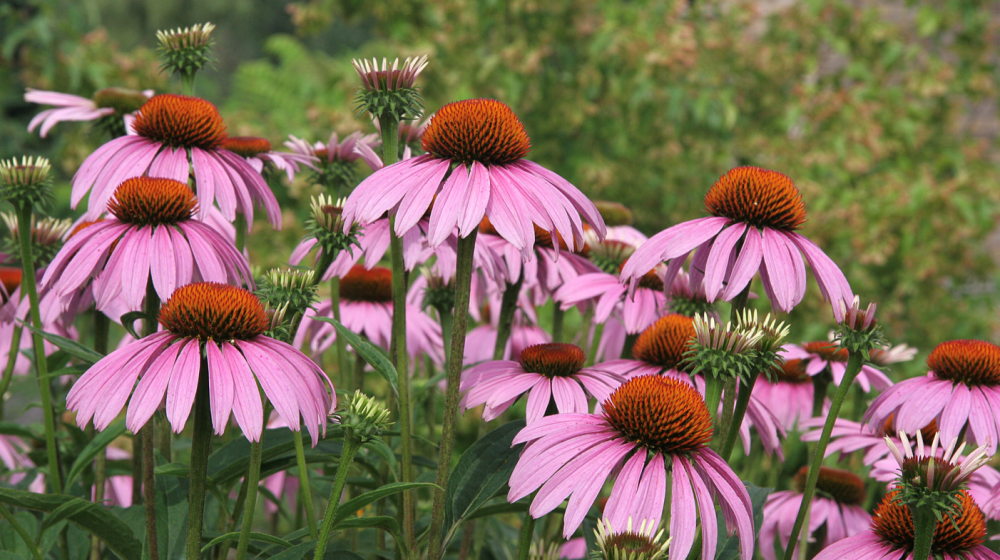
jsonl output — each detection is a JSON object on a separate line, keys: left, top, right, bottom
{"left": 910, "top": 504, "right": 936, "bottom": 560}
{"left": 234, "top": 436, "right": 265, "bottom": 560}
{"left": 515, "top": 513, "right": 535, "bottom": 560}
{"left": 293, "top": 429, "right": 318, "bottom": 539}
{"left": 313, "top": 435, "right": 360, "bottom": 560}
{"left": 185, "top": 363, "right": 213, "bottom": 560}
{"left": 494, "top": 276, "right": 523, "bottom": 361}
{"left": 720, "top": 371, "right": 760, "bottom": 462}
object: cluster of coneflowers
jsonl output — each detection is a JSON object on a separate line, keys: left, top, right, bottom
{"left": 0, "top": 20, "right": 997, "bottom": 560}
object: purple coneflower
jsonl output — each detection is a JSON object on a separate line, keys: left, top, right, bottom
{"left": 25, "top": 87, "right": 151, "bottom": 137}
{"left": 813, "top": 489, "right": 998, "bottom": 560}
{"left": 620, "top": 166, "right": 852, "bottom": 320}
{"left": 67, "top": 282, "right": 334, "bottom": 443}
{"left": 42, "top": 177, "right": 253, "bottom": 314}
{"left": 783, "top": 341, "right": 891, "bottom": 392}
{"left": 752, "top": 359, "right": 817, "bottom": 431}
{"left": 220, "top": 136, "right": 318, "bottom": 182}
{"left": 760, "top": 467, "right": 871, "bottom": 560}
{"left": 556, "top": 266, "right": 666, "bottom": 335}
{"left": 865, "top": 339, "right": 1000, "bottom": 454}
{"left": 342, "top": 98, "right": 605, "bottom": 251}
{"left": 0, "top": 434, "right": 43, "bottom": 493}
{"left": 460, "top": 342, "right": 623, "bottom": 423}
{"left": 800, "top": 415, "right": 938, "bottom": 465}
{"left": 71, "top": 94, "right": 281, "bottom": 228}
{"left": 508, "top": 375, "right": 755, "bottom": 560}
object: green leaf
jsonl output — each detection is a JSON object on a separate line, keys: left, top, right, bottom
{"left": 21, "top": 323, "right": 103, "bottom": 365}
{"left": 64, "top": 419, "right": 127, "bottom": 488}
{"left": 313, "top": 317, "right": 398, "bottom": 396}
{"left": 200, "top": 531, "right": 292, "bottom": 552}
{"left": 0, "top": 422, "right": 36, "bottom": 440}
{"left": 441, "top": 419, "right": 526, "bottom": 549}
{"left": 119, "top": 311, "right": 148, "bottom": 340}
{"left": 715, "top": 482, "right": 770, "bottom": 560}
{"left": 333, "top": 482, "right": 438, "bottom": 528}
{"left": 269, "top": 541, "right": 365, "bottom": 560}
{"left": 335, "top": 516, "right": 406, "bottom": 553}
{"left": 0, "top": 488, "right": 141, "bottom": 559}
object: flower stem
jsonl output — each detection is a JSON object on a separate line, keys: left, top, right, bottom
{"left": 185, "top": 362, "right": 213, "bottom": 560}
{"left": 142, "top": 421, "right": 159, "bottom": 560}
{"left": 313, "top": 435, "right": 360, "bottom": 560}
{"left": 720, "top": 371, "right": 759, "bottom": 462}
{"left": 715, "top": 377, "right": 738, "bottom": 451}
{"left": 910, "top": 505, "right": 936, "bottom": 560}
{"left": 717, "top": 283, "right": 752, "bottom": 453}
{"left": 782, "top": 351, "right": 864, "bottom": 560}
{"left": 293, "top": 429, "right": 318, "bottom": 539}
{"left": 0, "top": 503, "right": 42, "bottom": 560}
{"left": 704, "top": 375, "right": 723, "bottom": 425}
{"left": 0, "top": 324, "right": 22, "bottom": 419}
{"left": 16, "top": 203, "right": 61, "bottom": 493}
{"left": 235, "top": 214, "right": 246, "bottom": 253}
{"left": 586, "top": 322, "right": 604, "bottom": 367}
{"left": 620, "top": 333, "right": 638, "bottom": 359}
{"left": 551, "top": 306, "right": 564, "bottom": 343}
{"left": 234, "top": 436, "right": 265, "bottom": 560}
{"left": 427, "top": 230, "right": 479, "bottom": 560}
{"left": 493, "top": 276, "right": 522, "bottom": 361}
{"left": 387, "top": 216, "right": 414, "bottom": 548}
{"left": 330, "top": 277, "right": 350, "bottom": 391}
{"left": 515, "top": 513, "right": 535, "bottom": 560}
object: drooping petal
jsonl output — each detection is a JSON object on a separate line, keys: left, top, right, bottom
{"left": 164, "top": 339, "right": 203, "bottom": 433}
{"left": 206, "top": 342, "right": 235, "bottom": 436}
{"left": 669, "top": 455, "right": 697, "bottom": 560}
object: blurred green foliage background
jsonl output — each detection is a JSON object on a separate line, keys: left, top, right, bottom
{"left": 3, "top": 0, "right": 1000, "bottom": 360}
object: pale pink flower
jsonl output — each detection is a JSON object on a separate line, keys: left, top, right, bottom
{"left": 25, "top": 87, "right": 152, "bottom": 137}
{"left": 220, "top": 136, "right": 318, "bottom": 182}
{"left": 782, "top": 342, "right": 892, "bottom": 392}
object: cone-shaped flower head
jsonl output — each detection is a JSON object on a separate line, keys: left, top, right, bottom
{"left": 508, "top": 375, "right": 754, "bottom": 559}
{"left": 352, "top": 55, "right": 428, "bottom": 121}
{"left": 460, "top": 342, "right": 623, "bottom": 423}
{"left": 342, "top": 98, "right": 606, "bottom": 252}
{"left": 255, "top": 268, "right": 317, "bottom": 340}
{"left": 156, "top": 22, "right": 216, "bottom": 80}
{"left": 760, "top": 467, "right": 870, "bottom": 560}
{"left": 336, "top": 390, "right": 392, "bottom": 442}
{"left": 865, "top": 339, "right": 1000, "bottom": 454}
{"left": 67, "top": 282, "right": 335, "bottom": 443}
{"left": 71, "top": 93, "right": 281, "bottom": 229}
{"left": 1, "top": 213, "right": 72, "bottom": 267}
{"left": 43, "top": 177, "right": 253, "bottom": 316}
{"left": 620, "top": 166, "right": 852, "bottom": 320}
{"left": 26, "top": 87, "right": 152, "bottom": 138}
{"left": 633, "top": 314, "right": 696, "bottom": 372}
{"left": 0, "top": 156, "right": 52, "bottom": 209}
{"left": 815, "top": 489, "right": 998, "bottom": 560}
{"left": 595, "top": 518, "right": 671, "bottom": 560}
{"left": 221, "top": 136, "right": 318, "bottom": 182}
{"left": 686, "top": 313, "right": 763, "bottom": 382}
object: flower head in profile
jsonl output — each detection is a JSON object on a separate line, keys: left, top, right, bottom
{"left": 352, "top": 55, "right": 429, "bottom": 120}
{"left": 156, "top": 22, "right": 216, "bottom": 80}
{"left": 220, "top": 136, "right": 318, "bottom": 182}
{"left": 620, "top": 166, "right": 852, "bottom": 320}
{"left": 71, "top": 94, "right": 281, "bottom": 229}
{"left": 594, "top": 518, "right": 671, "bottom": 560}
{"left": 42, "top": 177, "right": 253, "bottom": 317}
{"left": 343, "top": 98, "right": 606, "bottom": 252}
{"left": 67, "top": 282, "right": 335, "bottom": 443}
{"left": 760, "top": 467, "right": 871, "bottom": 560}
{"left": 508, "top": 375, "right": 755, "bottom": 560}
{"left": 814, "top": 489, "right": 999, "bottom": 560}
{"left": 865, "top": 339, "right": 1000, "bottom": 454}
{"left": 783, "top": 341, "right": 892, "bottom": 392}
{"left": 460, "top": 342, "right": 623, "bottom": 423}
{"left": 1, "top": 213, "right": 73, "bottom": 267}
{"left": 336, "top": 390, "right": 393, "bottom": 442}
{"left": 0, "top": 156, "right": 52, "bottom": 209}
{"left": 25, "top": 87, "right": 152, "bottom": 138}
{"left": 284, "top": 131, "right": 382, "bottom": 190}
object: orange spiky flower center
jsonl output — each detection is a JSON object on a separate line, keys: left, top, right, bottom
{"left": 771, "top": 358, "right": 811, "bottom": 384}
{"left": 221, "top": 136, "right": 272, "bottom": 158}
{"left": 703, "top": 166, "right": 806, "bottom": 231}
{"left": 631, "top": 315, "right": 696, "bottom": 370}
{"left": 0, "top": 267, "right": 22, "bottom": 294}
{"left": 927, "top": 340, "right": 1000, "bottom": 387}
{"left": 872, "top": 490, "right": 986, "bottom": 553}
{"left": 518, "top": 343, "right": 585, "bottom": 378}
{"left": 802, "top": 341, "right": 849, "bottom": 363}
{"left": 339, "top": 265, "right": 392, "bottom": 303}
{"left": 421, "top": 99, "right": 531, "bottom": 166}
{"left": 794, "top": 466, "right": 865, "bottom": 505}
{"left": 603, "top": 375, "right": 713, "bottom": 454}
{"left": 132, "top": 94, "right": 227, "bottom": 150}
{"left": 107, "top": 178, "right": 197, "bottom": 226}
{"left": 159, "top": 283, "right": 268, "bottom": 341}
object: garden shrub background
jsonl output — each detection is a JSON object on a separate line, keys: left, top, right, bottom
{"left": 3, "top": 0, "right": 1000, "bottom": 363}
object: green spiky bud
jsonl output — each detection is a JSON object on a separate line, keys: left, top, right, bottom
{"left": 352, "top": 56, "right": 428, "bottom": 121}
{"left": 0, "top": 156, "right": 53, "bottom": 210}
{"left": 156, "top": 23, "right": 216, "bottom": 83}
{"left": 337, "top": 390, "right": 393, "bottom": 442}
{"left": 1, "top": 213, "right": 72, "bottom": 267}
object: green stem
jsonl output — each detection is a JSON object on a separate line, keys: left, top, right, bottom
{"left": 551, "top": 306, "right": 564, "bottom": 343}
{"left": 910, "top": 505, "right": 936, "bottom": 560}
{"left": 90, "top": 439, "right": 106, "bottom": 560}
{"left": 293, "top": 430, "right": 318, "bottom": 539}
{"left": 156, "top": 410, "right": 172, "bottom": 463}
{"left": 715, "top": 377, "right": 738, "bottom": 451}
{"left": 16, "top": 204, "right": 61, "bottom": 493}
{"left": 439, "top": 308, "right": 454, "bottom": 364}
{"left": 330, "top": 277, "right": 350, "bottom": 391}
{"left": 142, "top": 421, "right": 159, "bottom": 560}
{"left": 0, "top": 324, "right": 22, "bottom": 419}
{"left": 0, "top": 503, "right": 43, "bottom": 560}
{"left": 586, "top": 322, "right": 604, "bottom": 367}
{"left": 720, "top": 371, "right": 759, "bottom": 462}
{"left": 313, "top": 436, "right": 360, "bottom": 560}
{"left": 387, "top": 216, "right": 414, "bottom": 548}
{"left": 515, "top": 513, "right": 535, "bottom": 560}
{"left": 494, "top": 276, "right": 523, "bottom": 361}
{"left": 620, "top": 333, "right": 638, "bottom": 359}
{"left": 782, "top": 352, "right": 864, "bottom": 560}
{"left": 215, "top": 479, "right": 248, "bottom": 560}
{"left": 186, "top": 363, "right": 213, "bottom": 560}
{"left": 811, "top": 374, "right": 830, "bottom": 417}
{"left": 234, "top": 436, "right": 265, "bottom": 560}
{"left": 235, "top": 214, "right": 246, "bottom": 253}
{"left": 181, "top": 74, "right": 196, "bottom": 97}
{"left": 427, "top": 230, "right": 479, "bottom": 560}
{"left": 704, "top": 375, "right": 723, "bottom": 425}
{"left": 132, "top": 431, "right": 143, "bottom": 505}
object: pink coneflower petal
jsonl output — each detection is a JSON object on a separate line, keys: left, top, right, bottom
{"left": 703, "top": 223, "right": 746, "bottom": 301}
{"left": 670, "top": 455, "right": 698, "bottom": 560}
{"left": 164, "top": 338, "right": 202, "bottom": 432}
{"left": 206, "top": 342, "right": 234, "bottom": 436}
{"left": 221, "top": 342, "right": 265, "bottom": 442}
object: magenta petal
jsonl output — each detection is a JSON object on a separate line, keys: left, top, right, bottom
{"left": 525, "top": 378, "right": 553, "bottom": 424}
{"left": 121, "top": 226, "right": 152, "bottom": 310}
{"left": 164, "top": 339, "right": 202, "bottom": 433}
{"left": 190, "top": 148, "right": 222, "bottom": 220}
{"left": 703, "top": 223, "right": 746, "bottom": 302}
{"left": 395, "top": 159, "right": 450, "bottom": 236}
{"left": 680, "top": 457, "right": 718, "bottom": 560}
{"left": 551, "top": 376, "right": 587, "bottom": 415}
{"left": 670, "top": 455, "right": 697, "bottom": 560}
{"left": 722, "top": 228, "right": 763, "bottom": 301}
{"left": 150, "top": 226, "right": 177, "bottom": 302}
{"left": 221, "top": 343, "right": 264, "bottom": 442}
{"left": 620, "top": 217, "right": 730, "bottom": 283}
{"left": 426, "top": 164, "right": 468, "bottom": 247}
{"left": 633, "top": 453, "right": 666, "bottom": 531}
{"left": 604, "top": 451, "right": 647, "bottom": 529}
{"left": 459, "top": 162, "right": 491, "bottom": 238}
{"left": 206, "top": 342, "right": 235, "bottom": 436}
{"left": 939, "top": 383, "right": 971, "bottom": 444}
{"left": 761, "top": 228, "right": 796, "bottom": 312}
{"left": 125, "top": 341, "right": 182, "bottom": 433}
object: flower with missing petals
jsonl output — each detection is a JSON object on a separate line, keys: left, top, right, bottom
{"left": 508, "top": 375, "right": 755, "bottom": 560}
{"left": 67, "top": 282, "right": 335, "bottom": 443}
{"left": 25, "top": 87, "right": 152, "bottom": 138}
{"left": 71, "top": 94, "right": 281, "bottom": 229}
{"left": 343, "top": 98, "right": 606, "bottom": 252}
{"left": 865, "top": 339, "right": 1000, "bottom": 454}
{"left": 221, "top": 136, "right": 318, "bottom": 182}
{"left": 620, "top": 167, "right": 852, "bottom": 320}
{"left": 460, "top": 342, "right": 623, "bottom": 423}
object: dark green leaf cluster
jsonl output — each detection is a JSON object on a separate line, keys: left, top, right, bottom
{"left": 422, "top": 280, "right": 455, "bottom": 315}
{"left": 354, "top": 87, "right": 424, "bottom": 122}
{"left": 834, "top": 323, "right": 887, "bottom": 358}
{"left": 157, "top": 46, "right": 215, "bottom": 81}
{"left": 0, "top": 179, "right": 52, "bottom": 212}
{"left": 891, "top": 487, "right": 964, "bottom": 532}
{"left": 311, "top": 160, "right": 358, "bottom": 192}
{"left": 684, "top": 343, "right": 757, "bottom": 383}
